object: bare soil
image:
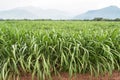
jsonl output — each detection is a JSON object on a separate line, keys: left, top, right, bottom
{"left": 19, "top": 71, "right": 120, "bottom": 80}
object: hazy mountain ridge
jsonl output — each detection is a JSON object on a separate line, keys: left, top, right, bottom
{"left": 0, "top": 9, "right": 37, "bottom": 19}
{"left": 75, "top": 6, "right": 120, "bottom": 19}
{"left": 0, "top": 6, "right": 120, "bottom": 19}
{"left": 0, "top": 6, "right": 71, "bottom": 19}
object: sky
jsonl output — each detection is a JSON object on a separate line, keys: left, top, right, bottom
{"left": 0, "top": 0, "right": 120, "bottom": 15}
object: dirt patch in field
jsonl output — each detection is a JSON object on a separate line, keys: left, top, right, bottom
{"left": 19, "top": 71, "right": 120, "bottom": 80}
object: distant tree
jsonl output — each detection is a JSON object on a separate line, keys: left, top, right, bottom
{"left": 0, "top": 19, "right": 4, "bottom": 21}
{"left": 33, "top": 19, "right": 52, "bottom": 21}
{"left": 24, "top": 19, "right": 29, "bottom": 21}
{"left": 93, "top": 17, "right": 103, "bottom": 21}
{"left": 114, "top": 18, "right": 120, "bottom": 21}
{"left": 102, "top": 18, "right": 111, "bottom": 21}
{"left": 92, "top": 18, "right": 120, "bottom": 21}
{"left": 83, "top": 19, "right": 90, "bottom": 21}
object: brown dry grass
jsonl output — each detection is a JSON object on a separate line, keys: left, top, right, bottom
{"left": 18, "top": 71, "right": 120, "bottom": 80}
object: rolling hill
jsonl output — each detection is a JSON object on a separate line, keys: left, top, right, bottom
{"left": 0, "top": 6, "right": 120, "bottom": 19}
{"left": 75, "top": 6, "right": 120, "bottom": 19}
{"left": 0, "top": 6, "right": 71, "bottom": 19}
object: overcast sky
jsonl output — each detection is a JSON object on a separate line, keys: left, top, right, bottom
{"left": 0, "top": 0, "right": 120, "bottom": 15}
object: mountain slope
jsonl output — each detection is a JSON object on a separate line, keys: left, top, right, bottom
{"left": 0, "top": 6, "right": 71, "bottom": 19}
{"left": 0, "top": 9, "right": 38, "bottom": 19}
{"left": 75, "top": 6, "right": 120, "bottom": 19}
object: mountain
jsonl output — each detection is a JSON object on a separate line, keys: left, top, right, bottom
{"left": 0, "top": 9, "right": 37, "bottom": 19}
{"left": 1, "top": 6, "right": 120, "bottom": 20}
{"left": 0, "top": 6, "right": 71, "bottom": 19}
{"left": 75, "top": 6, "right": 120, "bottom": 19}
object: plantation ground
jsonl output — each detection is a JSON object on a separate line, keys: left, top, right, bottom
{"left": 20, "top": 71, "right": 120, "bottom": 80}
{"left": 0, "top": 21, "right": 120, "bottom": 80}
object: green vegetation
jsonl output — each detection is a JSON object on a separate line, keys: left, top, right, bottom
{"left": 0, "top": 21, "right": 120, "bottom": 80}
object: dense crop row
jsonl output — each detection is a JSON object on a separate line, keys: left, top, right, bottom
{"left": 0, "top": 21, "right": 120, "bottom": 80}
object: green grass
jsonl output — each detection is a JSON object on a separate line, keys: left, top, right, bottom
{"left": 0, "top": 21, "right": 120, "bottom": 80}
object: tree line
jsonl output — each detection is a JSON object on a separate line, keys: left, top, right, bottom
{"left": 0, "top": 18, "right": 120, "bottom": 21}
{"left": 84, "top": 18, "right": 120, "bottom": 21}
